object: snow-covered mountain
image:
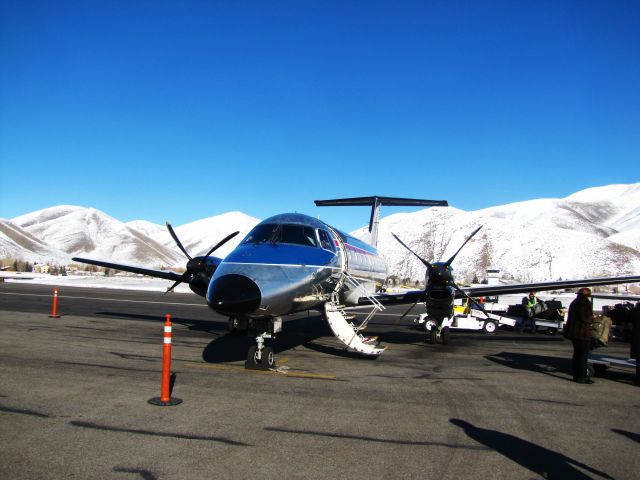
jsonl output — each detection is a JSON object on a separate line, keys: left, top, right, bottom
{"left": 0, "top": 218, "right": 69, "bottom": 264}
{"left": 126, "top": 212, "right": 261, "bottom": 260}
{"left": 352, "top": 184, "right": 640, "bottom": 283}
{"left": 5, "top": 206, "right": 260, "bottom": 269}
{"left": 167, "top": 212, "right": 261, "bottom": 259}
{"left": 11, "top": 206, "right": 183, "bottom": 267}
{"left": 2, "top": 183, "right": 639, "bottom": 282}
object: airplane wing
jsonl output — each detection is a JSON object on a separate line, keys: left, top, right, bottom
{"left": 591, "top": 293, "right": 640, "bottom": 302}
{"left": 72, "top": 257, "right": 182, "bottom": 282}
{"left": 365, "top": 275, "right": 640, "bottom": 306}
{"left": 459, "top": 275, "right": 640, "bottom": 298}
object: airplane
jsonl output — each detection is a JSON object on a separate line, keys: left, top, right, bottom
{"left": 72, "top": 197, "right": 640, "bottom": 369}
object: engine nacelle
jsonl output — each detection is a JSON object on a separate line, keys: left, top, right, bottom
{"left": 189, "top": 276, "right": 210, "bottom": 297}
{"left": 426, "top": 286, "right": 455, "bottom": 321}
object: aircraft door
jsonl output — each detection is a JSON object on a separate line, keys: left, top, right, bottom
{"left": 324, "top": 226, "right": 347, "bottom": 277}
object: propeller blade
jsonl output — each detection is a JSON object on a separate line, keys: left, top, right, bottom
{"left": 391, "top": 233, "right": 432, "bottom": 268}
{"left": 453, "top": 284, "right": 490, "bottom": 319}
{"left": 445, "top": 226, "right": 482, "bottom": 266}
{"left": 166, "top": 222, "right": 192, "bottom": 260}
{"left": 201, "top": 231, "right": 240, "bottom": 260}
{"left": 165, "top": 271, "right": 191, "bottom": 293}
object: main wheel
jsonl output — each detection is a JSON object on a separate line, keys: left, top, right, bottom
{"left": 441, "top": 327, "right": 450, "bottom": 345}
{"left": 483, "top": 320, "right": 497, "bottom": 334}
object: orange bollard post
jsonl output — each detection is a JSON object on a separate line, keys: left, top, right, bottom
{"left": 49, "top": 288, "right": 60, "bottom": 318}
{"left": 149, "top": 314, "right": 182, "bottom": 406}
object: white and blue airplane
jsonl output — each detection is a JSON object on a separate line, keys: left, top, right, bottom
{"left": 73, "top": 197, "right": 640, "bottom": 369}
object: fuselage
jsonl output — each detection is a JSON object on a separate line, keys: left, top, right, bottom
{"left": 205, "top": 213, "right": 387, "bottom": 318}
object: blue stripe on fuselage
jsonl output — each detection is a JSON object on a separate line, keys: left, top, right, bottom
{"left": 223, "top": 243, "right": 337, "bottom": 266}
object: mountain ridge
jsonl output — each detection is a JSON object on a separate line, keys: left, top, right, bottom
{"left": 2, "top": 183, "right": 639, "bottom": 282}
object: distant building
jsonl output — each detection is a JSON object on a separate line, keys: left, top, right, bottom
{"left": 487, "top": 268, "right": 501, "bottom": 285}
{"left": 33, "top": 264, "right": 50, "bottom": 274}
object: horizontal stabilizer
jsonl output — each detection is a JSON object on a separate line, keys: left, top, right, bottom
{"left": 72, "top": 257, "right": 182, "bottom": 282}
{"left": 315, "top": 196, "right": 448, "bottom": 247}
{"left": 314, "top": 196, "right": 448, "bottom": 208}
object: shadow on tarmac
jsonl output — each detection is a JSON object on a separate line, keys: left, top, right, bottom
{"left": 486, "top": 350, "right": 638, "bottom": 386}
{"left": 202, "top": 314, "right": 332, "bottom": 363}
{"left": 484, "top": 351, "right": 571, "bottom": 381}
{"left": 611, "top": 428, "right": 640, "bottom": 444}
{"left": 450, "top": 418, "right": 614, "bottom": 480}
{"left": 96, "top": 311, "right": 227, "bottom": 333}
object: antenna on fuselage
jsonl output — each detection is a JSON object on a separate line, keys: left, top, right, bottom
{"left": 314, "top": 196, "right": 448, "bottom": 247}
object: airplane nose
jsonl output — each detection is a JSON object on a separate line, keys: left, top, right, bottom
{"left": 207, "top": 274, "right": 261, "bottom": 315}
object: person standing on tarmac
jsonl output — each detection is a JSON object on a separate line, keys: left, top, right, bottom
{"left": 565, "top": 287, "right": 595, "bottom": 384}
{"left": 631, "top": 302, "right": 640, "bottom": 386}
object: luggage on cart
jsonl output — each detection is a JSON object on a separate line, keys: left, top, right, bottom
{"left": 591, "top": 315, "right": 612, "bottom": 348}
{"left": 507, "top": 304, "right": 528, "bottom": 317}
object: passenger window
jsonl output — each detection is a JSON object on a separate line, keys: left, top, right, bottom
{"left": 318, "top": 230, "right": 335, "bottom": 252}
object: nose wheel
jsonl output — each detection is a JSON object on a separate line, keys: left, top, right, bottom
{"left": 246, "top": 344, "right": 275, "bottom": 370}
{"left": 429, "top": 325, "right": 450, "bottom": 345}
{"left": 244, "top": 318, "right": 280, "bottom": 370}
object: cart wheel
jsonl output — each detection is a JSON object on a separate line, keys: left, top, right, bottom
{"left": 548, "top": 328, "right": 557, "bottom": 335}
{"left": 482, "top": 320, "right": 497, "bottom": 334}
{"left": 586, "top": 364, "right": 595, "bottom": 379}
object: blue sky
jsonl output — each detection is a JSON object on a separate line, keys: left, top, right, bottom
{"left": 1, "top": 0, "right": 639, "bottom": 232}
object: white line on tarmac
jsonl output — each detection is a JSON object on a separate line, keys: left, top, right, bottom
{"left": 0, "top": 291, "right": 206, "bottom": 307}
{"left": 1, "top": 292, "right": 405, "bottom": 315}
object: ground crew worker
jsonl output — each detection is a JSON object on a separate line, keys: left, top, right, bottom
{"left": 520, "top": 291, "right": 540, "bottom": 333}
{"left": 565, "top": 287, "right": 595, "bottom": 384}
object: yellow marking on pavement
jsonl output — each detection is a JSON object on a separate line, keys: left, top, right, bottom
{"left": 185, "top": 362, "right": 335, "bottom": 380}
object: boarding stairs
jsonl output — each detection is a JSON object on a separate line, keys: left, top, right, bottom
{"left": 325, "top": 272, "right": 386, "bottom": 356}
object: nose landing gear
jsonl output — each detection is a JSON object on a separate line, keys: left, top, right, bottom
{"left": 429, "top": 322, "right": 451, "bottom": 345}
{"left": 244, "top": 317, "right": 281, "bottom": 370}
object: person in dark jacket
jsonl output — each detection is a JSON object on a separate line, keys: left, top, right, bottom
{"left": 565, "top": 287, "right": 595, "bottom": 384}
{"left": 631, "top": 302, "right": 640, "bottom": 386}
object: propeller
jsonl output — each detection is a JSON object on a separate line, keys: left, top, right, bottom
{"left": 445, "top": 226, "right": 482, "bottom": 266}
{"left": 392, "top": 225, "right": 490, "bottom": 319}
{"left": 391, "top": 233, "right": 432, "bottom": 268}
{"left": 165, "top": 222, "right": 240, "bottom": 293}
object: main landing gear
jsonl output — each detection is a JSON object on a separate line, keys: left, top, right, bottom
{"left": 244, "top": 317, "right": 282, "bottom": 370}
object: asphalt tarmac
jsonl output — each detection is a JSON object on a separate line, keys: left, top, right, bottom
{"left": 1, "top": 282, "right": 638, "bottom": 479}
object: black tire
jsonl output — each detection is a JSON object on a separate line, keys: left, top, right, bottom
{"left": 441, "top": 327, "right": 450, "bottom": 345}
{"left": 245, "top": 345, "right": 259, "bottom": 369}
{"left": 586, "top": 364, "right": 595, "bottom": 379}
{"left": 262, "top": 346, "right": 275, "bottom": 368}
{"left": 430, "top": 328, "right": 438, "bottom": 344}
{"left": 483, "top": 321, "right": 497, "bottom": 334}
{"left": 548, "top": 328, "right": 557, "bottom": 336}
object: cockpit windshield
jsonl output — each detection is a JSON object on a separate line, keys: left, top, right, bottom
{"left": 243, "top": 223, "right": 318, "bottom": 247}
